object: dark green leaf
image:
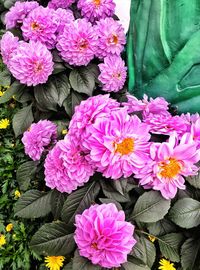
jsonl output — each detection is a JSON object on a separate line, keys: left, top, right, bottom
{"left": 0, "top": 69, "right": 11, "bottom": 86}
{"left": 158, "top": 233, "right": 184, "bottom": 262}
{"left": 63, "top": 91, "right": 84, "bottom": 117}
{"left": 73, "top": 250, "right": 101, "bottom": 270}
{"left": 30, "top": 222, "right": 75, "bottom": 256}
{"left": 53, "top": 63, "right": 66, "bottom": 74}
{"left": 14, "top": 190, "right": 51, "bottom": 218}
{"left": 131, "top": 236, "right": 156, "bottom": 268}
{"left": 50, "top": 190, "right": 68, "bottom": 220}
{"left": 63, "top": 261, "right": 73, "bottom": 270}
{"left": 169, "top": 198, "right": 200, "bottom": 228}
{"left": 147, "top": 219, "right": 177, "bottom": 236}
{"left": 61, "top": 182, "right": 100, "bottom": 225}
{"left": 123, "top": 261, "right": 150, "bottom": 270}
{"left": 16, "top": 161, "right": 38, "bottom": 191}
{"left": 12, "top": 103, "right": 33, "bottom": 137}
{"left": 0, "top": 80, "right": 25, "bottom": 104}
{"left": 99, "top": 198, "right": 122, "bottom": 210}
{"left": 181, "top": 238, "right": 200, "bottom": 270}
{"left": 131, "top": 191, "right": 171, "bottom": 223}
{"left": 186, "top": 172, "right": 200, "bottom": 189}
{"left": 69, "top": 66, "right": 95, "bottom": 96}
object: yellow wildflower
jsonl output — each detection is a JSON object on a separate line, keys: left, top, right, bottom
{"left": 14, "top": 190, "right": 21, "bottom": 198}
{"left": 148, "top": 235, "right": 156, "bottom": 243}
{"left": 0, "top": 90, "right": 4, "bottom": 97}
{"left": 0, "top": 118, "right": 10, "bottom": 129}
{"left": 45, "top": 256, "right": 65, "bottom": 270}
{"left": 6, "top": 223, "right": 13, "bottom": 232}
{"left": 61, "top": 129, "right": 68, "bottom": 135}
{"left": 158, "top": 258, "right": 176, "bottom": 270}
{"left": 0, "top": 234, "right": 6, "bottom": 247}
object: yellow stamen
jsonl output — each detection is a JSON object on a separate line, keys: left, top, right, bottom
{"left": 31, "top": 21, "right": 40, "bottom": 31}
{"left": 159, "top": 158, "right": 181, "bottom": 179}
{"left": 108, "top": 34, "right": 119, "bottom": 45}
{"left": 93, "top": 0, "right": 101, "bottom": 6}
{"left": 115, "top": 138, "right": 134, "bottom": 155}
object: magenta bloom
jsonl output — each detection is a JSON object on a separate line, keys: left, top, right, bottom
{"left": 54, "top": 8, "right": 74, "bottom": 36}
{"left": 69, "top": 94, "right": 119, "bottom": 145}
{"left": 98, "top": 56, "right": 127, "bottom": 92}
{"left": 84, "top": 108, "right": 151, "bottom": 179}
{"left": 95, "top": 18, "right": 126, "bottom": 59}
{"left": 21, "top": 6, "right": 58, "bottom": 49}
{"left": 22, "top": 120, "right": 57, "bottom": 161}
{"left": 136, "top": 134, "right": 200, "bottom": 199}
{"left": 57, "top": 19, "right": 97, "bottom": 66}
{"left": 0, "top": 32, "right": 19, "bottom": 67}
{"left": 9, "top": 41, "right": 53, "bottom": 86}
{"left": 77, "top": 0, "right": 115, "bottom": 22}
{"left": 44, "top": 137, "right": 94, "bottom": 193}
{"left": 48, "top": 0, "right": 75, "bottom": 9}
{"left": 5, "top": 1, "right": 39, "bottom": 29}
{"left": 74, "top": 203, "right": 136, "bottom": 268}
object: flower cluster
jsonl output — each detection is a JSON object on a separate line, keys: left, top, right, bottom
{"left": 1, "top": 0, "right": 126, "bottom": 91}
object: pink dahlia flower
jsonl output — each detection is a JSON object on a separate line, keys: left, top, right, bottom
{"left": 48, "top": 0, "right": 75, "bottom": 9}
{"left": 44, "top": 137, "right": 94, "bottom": 193}
{"left": 57, "top": 19, "right": 97, "bottom": 66}
{"left": 84, "top": 108, "right": 151, "bottom": 179}
{"left": 21, "top": 6, "right": 58, "bottom": 49}
{"left": 95, "top": 17, "right": 126, "bottom": 59}
{"left": 0, "top": 32, "right": 19, "bottom": 67}
{"left": 9, "top": 40, "right": 53, "bottom": 86}
{"left": 98, "top": 56, "right": 127, "bottom": 92}
{"left": 54, "top": 8, "right": 74, "bottom": 36}
{"left": 136, "top": 134, "right": 200, "bottom": 199}
{"left": 22, "top": 120, "right": 57, "bottom": 161}
{"left": 77, "top": 0, "right": 115, "bottom": 22}
{"left": 123, "top": 94, "right": 169, "bottom": 117}
{"left": 5, "top": 1, "right": 39, "bottom": 29}
{"left": 144, "top": 113, "right": 188, "bottom": 136}
{"left": 68, "top": 94, "right": 119, "bottom": 144}
{"left": 74, "top": 203, "right": 136, "bottom": 268}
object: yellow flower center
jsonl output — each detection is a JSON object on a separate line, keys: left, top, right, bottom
{"left": 159, "top": 158, "right": 181, "bottom": 179}
{"left": 79, "top": 39, "right": 88, "bottom": 51}
{"left": 93, "top": 0, "right": 101, "bottom": 6}
{"left": 91, "top": 242, "right": 98, "bottom": 249}
{"left": 115, "top": 138, "right": 134, "bottom": 155}
{"left": 34, "top": 61, "right": 43, "bottom": 73}
{"left": 31, "top": 21, "right": 40, "bottom": 31}
{"left": 108, "top": 34, "right": 119, "bottom": 45}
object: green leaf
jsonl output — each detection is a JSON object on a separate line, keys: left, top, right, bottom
{"left": 61, "top": 182, "right": 100, "bottom": 225}
{"left": 186, "top": 172, "right": 200, "bottom": 189}
{"left": 0, "top": 69, "right": 11, "bottom": 86}
{"left": 73, "top": 250, "right": 101, "bottom": 270}
{"left": 123, "top": 261, "right": 150, "bottom": 270}
{"left": 181, "top": 238, "right": 200, "bottom": 270}
{"left": 131, "top": 191, "right": 171, "bottom": 223}
{"left": 12, "top": 103, "right": 33, "bottom": 137}
{"left": 158, "top": 233, "right": 184, "bottom": 262}
{"left": 131, "top": 236, "right": 156, "bottom": 268}
{"left": 99, "top": 198, "right": 122, "bottom": 210}
{"left": 50, "top": 190, "right": 68, "bottom": 220}
{"left": 0, "top": 81, "right": 25, "bottom": 104}
{"left": 16, "top": 161, "right": 38, "bottom": 191}
{"left": 169, "top": 198, "right": 200, "bottom": 228}
{"left": 147, "top": 219, "right": 177, "bottom": 236}
{"left": 14, "top": 190, "right": 51, "bottom": 218}
{"left": 30, "top": 222, "right": 75, "bottom": 256}
{"left": 63, "top": 90, "right": 84, "bottom": 117}
{"left": 69, "top": 66, "right": 96, "bottom": 96}
{"left": 63, "top": 262, "right": 73, "bottom": 270}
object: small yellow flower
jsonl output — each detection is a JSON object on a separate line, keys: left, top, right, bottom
{"left": 14, "top": 190, "right": 21, "bottom": 198}
{"left": 6, "top": 223, "right": 13, "bottom": 232}
{"left": 45, "top": 256, "right": 65, "bottom": 270}
{"left": 148, "top": 235, "right": 156, "bottom": 243}
{"left": 0, "top": 90, "right": 4, "bottom": 97}
{"left": 0, "top": 234, "right": 6, "bottom": 247}
{"left": 61, "top": 129, "right": 68, "bottom": 135}
{"left": 0, "top": 118, "right": 10, "bottom": 129}
{"left": 158, "top": 258, "right": 176, "bottom": 270}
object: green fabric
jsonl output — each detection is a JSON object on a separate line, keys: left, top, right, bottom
{"left": 127, "top": 0, "right": 200, "bottom": 113}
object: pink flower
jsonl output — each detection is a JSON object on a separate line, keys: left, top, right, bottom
{"left": 98, "top": 56, "right": 127, "bottom": 92}
{"left": 57, "top": 19, "right": 97, "bottom": 66}
{"left": 77, "top": 0, "right": 115, "bottom": 22}
{"left": 68, "top": 94, "right": 119, "bottom": 145}
{"left": 189, "top": 118, "right": 200, "bottom": 148}
{"left": 9, "top": 40, "right": 53, "bottom": 86}
{"left": 144, "top": 113, "right": 188, "bottom": 136}
{"left": 84, "top": 108, "right": 151, "bottom": 179}
{"left": 136, "top": 134, "right": 200, "bottom": 199}
{"left": 124, "top": 94, "right": 169, "bottom": 116}
{"left": 54, "top": 8, "right": 74, "bottom": 36}
{"left": 95, "top": 17, "right": 126, "bottom": 59}
{"left": 22, "top": 120, "right": 57, "bottom": 161}
{"left": 0, "top": 32, "right": 19, "bottom": 67}
{"left": 48, "top": 0, "right": 75, "bottom": 9}
{"left": 21, "top": 6, "right": 58, "bottom": 49}
{"left": 44, "top": 136, "right": 94, "bottom": 193}
{"left": 74, "top": 203, "right": 136, "bottom": 268}
{"left": 5, "top": 1, "right": 39, "bottom": 29}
